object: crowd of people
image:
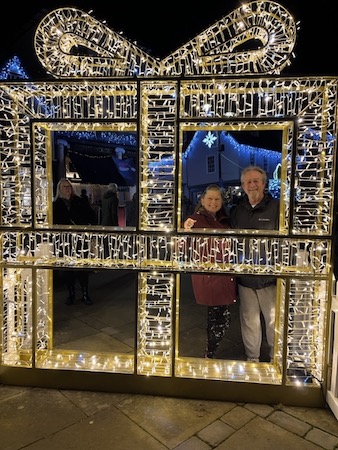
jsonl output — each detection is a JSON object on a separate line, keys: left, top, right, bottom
{"left": 54, "top": 165, "right": 279, "bottom": 364}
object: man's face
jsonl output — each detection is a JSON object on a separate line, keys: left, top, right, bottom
{"left": 241, "top": 170, "right": 265, "bottom": 203}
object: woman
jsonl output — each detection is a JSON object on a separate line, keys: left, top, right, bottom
{"left": 53, "top": 178, "right": 97, "bottom": 305}
{"left": 184, "top": 185, "right": 237, "bottom": 358}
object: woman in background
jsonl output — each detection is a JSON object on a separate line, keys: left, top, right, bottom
{"left": 53, "top": 178, "right": 96, "bottom": 305}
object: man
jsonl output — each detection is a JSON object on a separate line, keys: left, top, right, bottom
{"left": 230, "top": 166, "right": 279, "bottom": 362}
{"left": 101, "top": 183, "right": 119, "bottom": 226}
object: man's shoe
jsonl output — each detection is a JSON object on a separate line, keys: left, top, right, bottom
{"left": 247, "top": 357, "right": 259, "bottom": 363}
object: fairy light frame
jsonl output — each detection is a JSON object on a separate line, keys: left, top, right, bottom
{"left": 0, "top": 2, "right": 337, "bottom": 402}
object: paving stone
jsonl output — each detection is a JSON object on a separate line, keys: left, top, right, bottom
{"left": 244, "top": 402, "right": 275, "bottom": 417}
{"left": 282, "top": 405, "right": 338, "bottom": 437}
{"left": 174, "top": 436, "right": 211, "bottom": 450}
{"left": 214, "top": 416, "right": 323, "bottom": 450}
{"left": 197, "top": 419, "right": 235, "bottom": 446}
{"left": 1, "top": 387, "right": 86, "bottom": 450}
{"left": 61, "top": 389, "right": 133, "bottom": 416}
{"left": 221, "top": 405, "right": 255, "bottom": 429}
{"left": 305, "top": 428, "right": 338, "bottom": 450}
{"left": 22, "top": 407, "right": 168, "bottom": 450}
{"left": 268, "top": 410, "right": 312, "bottom": 436}
{"left": 0, "top": 384, "right": 32, "bottom": 400}
{"left": 116, "top": 394, "right": 234, "bottom": 448}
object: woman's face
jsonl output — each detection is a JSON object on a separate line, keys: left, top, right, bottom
{"left": 201, "top": 190, "right": 222, "bottom": 214}
{"left": 59, "top": 181, "right": 72, "bottom": 200}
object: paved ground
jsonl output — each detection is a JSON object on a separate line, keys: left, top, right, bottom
{"left": 52, "top": 270, "right": 265, "bottom": 361}
{"left": 2, "top": 270, "right": 338, "bottom": 449}
{"left": 1, "top": 383, "right": 338, "bottom": 450}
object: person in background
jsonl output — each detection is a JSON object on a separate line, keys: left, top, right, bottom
{"left": 101, "top": 183, "right": 119, "bottom": 226}
{"left": 183, "top": 184, "right": 237, "bottom": 358}
{"left": 81, "top": 188, "right": 90, "bottom": 205}
{"left": 230, "top": 165, "right": 279, "bottom": 363}
{"left": 126, "top": 192, "right": 137, "bottom": 227}
{"left": 53, "top": 178, "right": 97, "bottom": 305}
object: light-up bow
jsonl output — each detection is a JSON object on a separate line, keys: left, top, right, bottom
{"left": 34, "top": 1, "right": 297, "bottom": 78}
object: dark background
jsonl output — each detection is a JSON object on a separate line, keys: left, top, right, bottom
{"left": 0, "top": 1, "right": 336, "bottom": 79}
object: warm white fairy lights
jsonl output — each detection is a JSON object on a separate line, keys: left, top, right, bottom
{"left": 34, "top": 8, "right": 161, "bottom": 78}
{"left": 162, "top": 1, "right": 297, "bottom": 76}
{"left": 0, "top": 2, "right": 337, "bottom": 392}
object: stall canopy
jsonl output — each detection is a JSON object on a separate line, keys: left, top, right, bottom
{"left": 54, "top": 130, "right": 137, "bottom": 186}
{"left": 68, "top": 151, "right": 136, "bottom": 186}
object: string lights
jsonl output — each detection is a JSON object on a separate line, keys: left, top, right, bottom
{"left": 0, "top": 2, "right": 336, "bottom": 394}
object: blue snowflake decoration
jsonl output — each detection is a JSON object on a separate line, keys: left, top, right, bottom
{"left": 203, "top": 131, "right": 217, "bottom": 148}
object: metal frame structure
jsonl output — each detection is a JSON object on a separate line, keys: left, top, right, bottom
{"left": 0, "top": 2, "right": 337, "bottom": 407}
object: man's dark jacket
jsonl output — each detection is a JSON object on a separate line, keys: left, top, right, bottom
{"left": 101, "top": 190, "right": 119, "bottom": 226}
{"left": 230, "top": 192, "right": 279, "bottom": 289}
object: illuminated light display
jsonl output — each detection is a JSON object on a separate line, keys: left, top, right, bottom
{"left": 0, "top": 1, "right": 337, "bottom": 405}
{"left": 0, "top": 55, "right": 29, "bottom": 80}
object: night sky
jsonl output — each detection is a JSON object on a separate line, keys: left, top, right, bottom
{"left": 0, "top": 1, "right": 336, "bottom": 78}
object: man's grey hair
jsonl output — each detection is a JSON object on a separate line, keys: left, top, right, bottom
{"left": 240, "top": 166, "right": 267, "bottom": 185}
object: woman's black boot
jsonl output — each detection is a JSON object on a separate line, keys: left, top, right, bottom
{"left": 78, "top": 271, "right": 93, "bottom": 305}
{"left": 82, "top": 288, "right": 93, "bottom": 305}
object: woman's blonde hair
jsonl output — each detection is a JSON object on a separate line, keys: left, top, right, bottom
{"left": 54, "top": 178, "right": 74, "bottom": 201}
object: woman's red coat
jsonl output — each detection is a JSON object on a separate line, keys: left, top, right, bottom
{"left": 185, "top": 210, "right": 237, "bottom": 306}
